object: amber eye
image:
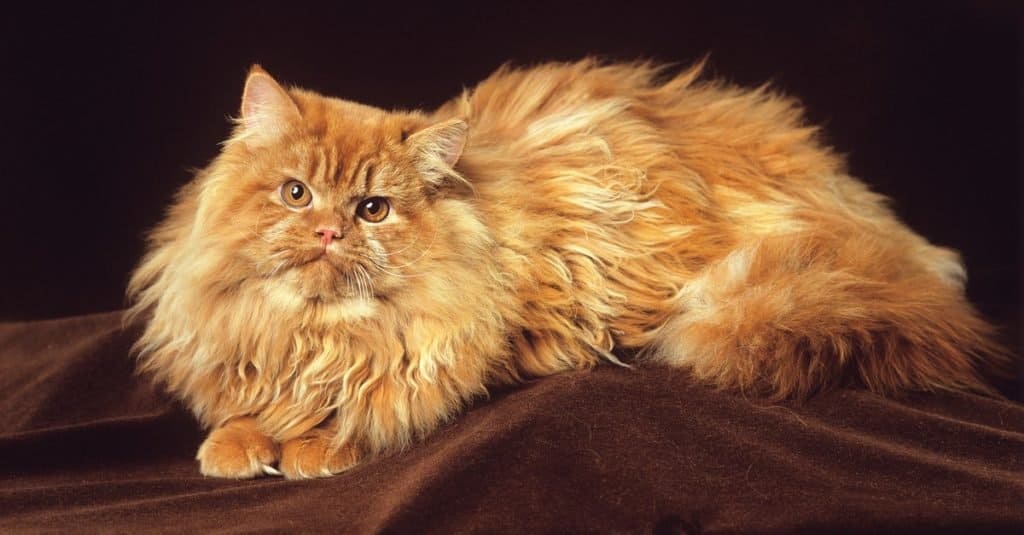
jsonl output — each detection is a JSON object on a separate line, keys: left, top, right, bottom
{"left": 280, "top": 179, "right": 312, "bottom": 208}
{"left": 356, "top": 197, "right": 391, "bottom": 223}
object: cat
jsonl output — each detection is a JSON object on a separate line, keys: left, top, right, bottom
{"left": 127, "top": 59, "right": 1009, "bottom": 479}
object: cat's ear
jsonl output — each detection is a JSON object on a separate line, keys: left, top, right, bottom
{"left": 237, "top": 65, "right": 301, "bottom": 145}
{"left": 407, "top": 119, "right": 468, "bottom": 183}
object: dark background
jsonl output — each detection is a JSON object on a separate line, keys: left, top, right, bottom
{"left": 1, "top": 2, "right": 1020, "bottom": 392}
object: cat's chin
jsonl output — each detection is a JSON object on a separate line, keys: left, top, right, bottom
{"left": 263, "top": 254, "right": 374, "bottom": 305}
{"left": 300, "top": 260, "right": 361, "bottom": 300}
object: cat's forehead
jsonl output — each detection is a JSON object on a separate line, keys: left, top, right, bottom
{"left": 291, "top": 90, "right": 406, "bottom": 151}
{"left": 281, "top": 90, "right": 420, "bottom": 192}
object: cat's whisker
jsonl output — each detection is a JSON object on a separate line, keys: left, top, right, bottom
{"left": 353, "top": 265, "right": 364, "bottom": 300}
{"left": 262, "top": 251, "right": 295, "bottom": 276}
{"left": 344, "top": 270, "right": 356, "bottom": 299}
{"left": 350, "top": 266, "right": 364, "bottom": 300}
{"left": 268, "top": 258, "right": 290, "bottom": 278}
{"left": 364, "top": 266, "right": 376, "bottom": 298}
{"left": 366, "top": 257, "right": 427, "bottom": 279}
{"left": 355, "top": 264, "right": 374, "bottom": 300}
{"left": 378, "top": 235, "right": 421, "bottom": 257}
{"left": 379, "top": 230, "right": 440, "bottom": 271}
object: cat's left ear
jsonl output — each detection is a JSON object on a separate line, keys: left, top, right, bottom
{"left": 237, "top": 65, "right": 301, "bottom": 146}
{"left": 407, "top": 119, "right": 468, "bottom": 183}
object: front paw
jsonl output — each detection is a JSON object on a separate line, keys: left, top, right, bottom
{"left": 196, "top": 417, "right": 280, "bottom": 479}
{"left": 279, "top": 428, "right": 360, "bottom": 479}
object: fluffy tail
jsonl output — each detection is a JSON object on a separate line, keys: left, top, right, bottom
{"left": 650, "top": 234, "right": 1014, "bottom": 399}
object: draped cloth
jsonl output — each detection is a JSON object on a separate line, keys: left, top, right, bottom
{"left": 1, "top": 311, "right": 1021, "bottom": 533}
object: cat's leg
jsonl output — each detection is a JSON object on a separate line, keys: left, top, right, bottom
{"left": 196, "top": 416, "right": 280, "bottom": 478}
{"left": 278, "top": 420, "right": 361, "bottom": 480}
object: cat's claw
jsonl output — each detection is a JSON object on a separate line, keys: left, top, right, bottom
{"left": 261, "top": 464, "right": 283, "bottom": 477}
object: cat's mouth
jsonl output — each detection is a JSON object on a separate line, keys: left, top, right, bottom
{"left": 291, "top": 247, "right": 346, "bottom": 270}
{"left": 281, "top": 247, "right": 377, "bottom": 301}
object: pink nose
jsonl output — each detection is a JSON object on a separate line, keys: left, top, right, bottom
{"left": 315, "top": 227, "right": 342, "bottom": 246}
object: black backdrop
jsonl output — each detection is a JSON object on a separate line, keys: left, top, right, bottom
{"left": 1, "top": 2, "right": 1019, "bottom": 390}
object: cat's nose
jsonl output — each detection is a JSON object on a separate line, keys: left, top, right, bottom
{"left": 315, "top": 226, "right": 342, "bottom": 246}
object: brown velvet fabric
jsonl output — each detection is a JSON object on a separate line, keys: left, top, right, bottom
{"left": 1, "top": 311, "right": 1021, "bottom": 534}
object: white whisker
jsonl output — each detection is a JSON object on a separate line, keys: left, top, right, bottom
{"left": 353, "top": 265, "right": 365, "bottom": 300}
{"left": 355, "top": 264, "right": 374, "bottom": 300}
{"left": 367, "top": 258, "right": 427, "bottom": 279}
{"left": 379, "top": 234, "right": 422, "bottom": 257}
{"left": 380, "top": 230, "right": 440, "bottom": 271}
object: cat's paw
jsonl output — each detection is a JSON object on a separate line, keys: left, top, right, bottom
{"left": 279, "top": 429, "right": 359, "bottom": 479}
{"left": 196, "top": 417, "right": 280, "bottom": 479}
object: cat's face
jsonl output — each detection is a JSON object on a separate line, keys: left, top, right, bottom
{"left": 197, "top": 67, "right": 471, "bottom": 305}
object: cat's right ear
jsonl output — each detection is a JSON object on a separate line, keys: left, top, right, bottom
{"left": 236, "top": 65, "right": 301, "bottom": 146}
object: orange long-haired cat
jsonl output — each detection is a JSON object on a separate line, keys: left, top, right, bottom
{"left": 128, "top": 60, "right": 1007, "bottom": 479}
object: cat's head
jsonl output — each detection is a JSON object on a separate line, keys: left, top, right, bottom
{"left": 189, "top": 66, "right": 483, "bottom": 309}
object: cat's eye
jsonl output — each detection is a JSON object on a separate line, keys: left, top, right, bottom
{"left": 356, "top": 197, "right": 391, "bottom": 223}
{"left": 280, "top": 179, "right": 312, "bottom": 208}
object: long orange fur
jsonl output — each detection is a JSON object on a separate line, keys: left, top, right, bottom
{"left": 128, "top": 59, "right": 1008, "bottom": 479}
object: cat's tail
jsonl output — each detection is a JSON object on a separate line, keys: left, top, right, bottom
{"left": 647, "top": 234, "right": 1015, "bottom": 399}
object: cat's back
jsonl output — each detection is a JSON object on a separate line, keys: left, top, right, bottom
{"left": 433, "top": 60, "right": 993, "bottom": 387}
{"left": 443, "top": 59, "right": 732, "bottom": 166}
{"left": 449, "top": 60, "right": 668, "bottom": 136}
{"left": 442, "top": 59, "right": 855, "bottom": 218}
{"left": 444, "top": 59, "right": 917, "bottom": 258}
